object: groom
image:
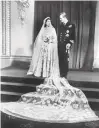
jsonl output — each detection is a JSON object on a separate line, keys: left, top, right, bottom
{"left": 58, "top": 12, "right": 75, "bottom": 78}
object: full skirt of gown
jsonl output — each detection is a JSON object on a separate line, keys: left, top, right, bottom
{"left": 33, "top": 43, "right": 55, "bottom": 77}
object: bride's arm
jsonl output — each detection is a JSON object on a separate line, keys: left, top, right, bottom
{"left": 50, "top": 28, "right": 57, "bottom": 43}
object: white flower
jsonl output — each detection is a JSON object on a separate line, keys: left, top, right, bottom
{"left": 37, "top": 88, "right": 40, "bottom": 92}
{"left": 66, "top": 30, "right": 69, "bottom": 33}
{"left": 42, "top": 101, "right": 45, "bottom": 105}
{"left": 22, "top": 97, "right": 27, "bottom": 101}
{"left": 66, "top": 34, "right": 69, "bottom": 37}
{"left": 46, "top": 100, "right": 50, "bottom": 104}
{"left": 53, "top": 103, "right": 57, "bottom": 106}
{"left": 48, "top": 90, "right": 51, "bottom": 94}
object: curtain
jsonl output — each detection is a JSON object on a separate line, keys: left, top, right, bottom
{"left": 33, "top": 1, "right": 97, "bottom": 70}
{"left": 0, "top": 1, "right": 2, "bottom": 56}
{"left": 33, "top": 1, "right": 62, "bottom": 41}
{"left": 93, "top": 1, "right": 99, "bottom": 69}
{"left": 82, "top": 2, "right": 96, "bottom": 70}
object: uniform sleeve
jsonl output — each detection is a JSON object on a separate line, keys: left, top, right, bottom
{"left": 68, "top": 24, "right": 75, "bottom": 46}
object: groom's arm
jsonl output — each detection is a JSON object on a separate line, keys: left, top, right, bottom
{"left": 69, "top": 24, "right": 75, "bottom": 46}
{"left": 65, "top": 23, "right": 75, "bottom": 50}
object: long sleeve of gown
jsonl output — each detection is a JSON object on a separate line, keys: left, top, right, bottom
{"left": 50, "top": 28, "right": 57, "bottom": 43}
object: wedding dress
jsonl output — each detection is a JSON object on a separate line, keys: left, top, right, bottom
{"left": 1, "top": 17, "right": 99, "bottom": 123}
{"left": 27, "top": 17, "right": 59, "bottom": 78}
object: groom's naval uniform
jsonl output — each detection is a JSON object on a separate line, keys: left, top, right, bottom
{"left": 58, "top": 21, "right": 75, "bottom": 77}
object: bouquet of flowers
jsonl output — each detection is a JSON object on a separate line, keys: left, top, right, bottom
{"left": 43, "top": 35, "right": 50, "bottom": 43}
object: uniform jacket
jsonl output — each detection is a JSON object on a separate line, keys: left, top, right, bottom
{"left": 59, "top": 21, "right": 75, "bottom": 49}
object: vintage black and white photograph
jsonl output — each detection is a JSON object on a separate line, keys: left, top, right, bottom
{"left": 0, "top": 0, "right": 99, "bottom": 128}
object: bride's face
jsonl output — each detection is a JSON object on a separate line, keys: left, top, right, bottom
{"left": 46, "top": 20, "right": 51, "bottom": 27}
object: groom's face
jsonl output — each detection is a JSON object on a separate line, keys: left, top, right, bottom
{"left": 60, "top": 15, "right": 65, "bottom": 24}
{"left": 60, "top": 15, "right": 68, "bottom": 24}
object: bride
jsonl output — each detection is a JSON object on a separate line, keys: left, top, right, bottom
{"left": 1, "top": 17, "right": 99, "bottom": 123}
{"left": 27, "top": 17, "right": 59, "bottom": 78}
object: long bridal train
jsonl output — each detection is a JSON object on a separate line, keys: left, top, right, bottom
{"left": 1, "top": 76, "right": 99, "bottom": 123}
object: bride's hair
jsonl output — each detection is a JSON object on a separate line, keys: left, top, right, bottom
{"left": 44, "top": 17, "right": 51, "bottom": 27}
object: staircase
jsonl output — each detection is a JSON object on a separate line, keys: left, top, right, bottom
{"left": 1, "top": 74, "right": 99, "bottom": 110}
{"left": 1, "top": 75, "right": 44, "bottom": 102}
{"left": 70, "top": 80, "right": 99, "bottom": 110}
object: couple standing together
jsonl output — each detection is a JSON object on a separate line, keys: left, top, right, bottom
{"left": 27, "top": 12, "right": 75, "bottom": 78}
{"left": 1, "top": 12, "right": 99, "bottom": 123}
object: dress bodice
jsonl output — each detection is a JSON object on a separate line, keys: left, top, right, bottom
{"left": 42, "top": 27, "right": 55, "bottom": 43}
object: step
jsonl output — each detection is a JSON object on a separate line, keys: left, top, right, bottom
{"left": 1, "top": 82, "right": 99, "bottom": 99}
{"left": 1, "top": 85, "right": 36, "bottom": 94}
{"left": 1, "top": 76, "right": 44, "bottom": 85}
{"left": 1, "top": 82, "right": 99, "bottom": 92}
{"left": 1, "top": 83, "right": 99, "bottom": 99}
{"left": 1, "top": 82, "right": 36, "bottom": 94}
{"left": 1, "top": 90, "right": 99, "bottom": 102}
{"left": 83, "top": 91, "right": 99, "bottom": 99}
{"left": 1, "top": 91, "right": 99, "bottom": 110}
{"left": 1, "top": 91, "right": 99, "bottom": 102}
{"left": 0, "top": 91, "right": 22, "bottom": 96}
{"left": 1, "top": 82, "right": 36, "bottom": 87}
{"left": 1, "top": 76, "right": 99, "bottom": 89}
{"left": 69, "top": 81, "right": 99, "bottom": 89}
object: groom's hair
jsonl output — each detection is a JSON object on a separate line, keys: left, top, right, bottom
{"left": 60, "top": 12, "right": 66, "bottom": 18}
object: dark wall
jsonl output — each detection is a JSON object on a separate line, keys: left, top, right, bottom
{"left": 33, "top": 1, "right": 97, "bottom": 70}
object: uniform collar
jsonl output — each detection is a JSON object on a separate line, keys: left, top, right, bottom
{"left": 62, "top": 21, "right": 70, "bottom": 27}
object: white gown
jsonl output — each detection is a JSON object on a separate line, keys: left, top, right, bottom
{"left": 27, "top": 24, "right": 59, "bottom": 78}
{"left": 1, "top": 18, "right": 99, "bottom": 123}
